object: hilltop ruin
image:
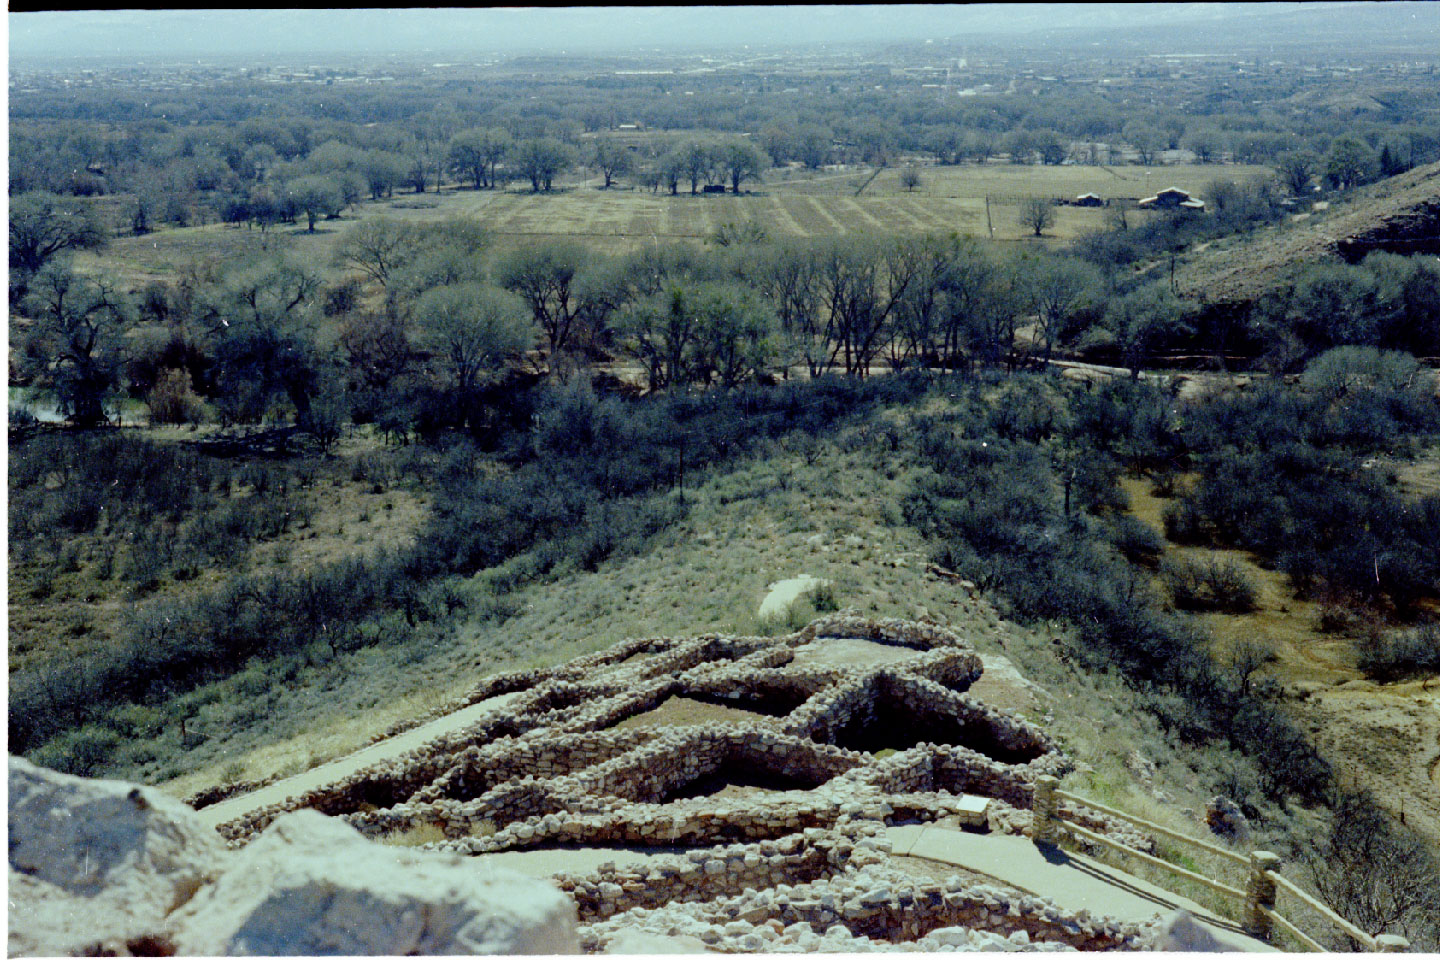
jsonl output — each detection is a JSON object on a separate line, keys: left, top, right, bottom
{"left": 194, "top": 613, "right": 1195, "bottom": 953}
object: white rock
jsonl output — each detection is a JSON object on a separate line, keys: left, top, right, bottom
{"left": 923, "top": 926, "right": 973, "bottom": 947}
{"left": 604, "top": 930, "right": 708, "bottom": 953}
{"left": 168, "top": 810, "right": 577, "bottom": 955}
{"left": 7, "top": 756, "right": 225, "bottom": 957}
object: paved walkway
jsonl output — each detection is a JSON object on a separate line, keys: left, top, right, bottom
{"left": 887, "top": 825, "right": 1276, "bottom": 953}
{"left": 473, "top": 844, "right": 690, "bottom": 878}
{"left": 196, "top": 691, "right": 524, "bottom": 829}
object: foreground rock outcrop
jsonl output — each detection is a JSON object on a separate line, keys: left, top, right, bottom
{"left": 168, "top": 811, "right": 577, "bottom": 956}
{"left": 8, "top": 756, "right": 225, "bottom": 957}
{"left": 7, "top": 757, "right": 577, "bottom": 957}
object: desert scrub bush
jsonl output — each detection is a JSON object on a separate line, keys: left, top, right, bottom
{"left": 1107, "top": 515, "right": 1166, "bottom": 567}
{"left": 28, "top": 724, "right": 123, "bottom": 777}
{"left": 809, "top": 580, "right": 840, "bottom": 613}
{"left": 378, "top": 822, "right": 452, "bottom": 847}
{"left": 1149, "top": 467, "right": 1181, "bottom": 498}
{"left": 1160, "top": 500, "right": 1208, "bottom": 545}
{"left": 8, "top": 431, "right": 313, "bottom": 585}
{"left": 1354, "top": 623, "right": 1440, "bottom": 682}
{"left": 904, "top": 378, "right": 1331, "bottom": 803}
{"left": 1161, "top": 556, "right": 1259, "bottom": 613}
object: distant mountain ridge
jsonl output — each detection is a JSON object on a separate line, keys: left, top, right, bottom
{"left": 11, "top": 3, "right": 1433, "bottom": 62}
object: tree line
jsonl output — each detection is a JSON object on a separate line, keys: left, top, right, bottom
{"left": 14, "top": 189, "right": 1440, "bottom": 440}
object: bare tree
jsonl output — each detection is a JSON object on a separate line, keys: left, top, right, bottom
{"left": 335, "top": 218, "right": 414, "bottom": 289}
{"left": 900, "top": 166, "right": 922, "bottom": 192}
{"left": 1018, "top": 198, "right": 1057, "bottom": 237}
{"left": 1303, "top": 791, "right": 1440, "bottom": 949}
{"left": 1225, "top": 637, "right": 1275, "bottom": 698}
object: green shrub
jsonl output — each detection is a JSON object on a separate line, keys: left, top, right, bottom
{"left": 29, "top": 724, "right": 123, "bottom": 777}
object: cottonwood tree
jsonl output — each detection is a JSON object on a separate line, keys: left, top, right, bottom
{"left": 449, "top": 128, "right": 512, "bottom": 189}
{"left": 887, "top": 234, "right": 961, "bottom": 368}
{"left": 1018, "top": 197, "right": 1057, "bottom": 237}
{"left": 361, "top": 150, "right": 406, "bottom": 200}
{"left": 388, "top": 244, "right": 489, "bottom": 313}
{"left": 590, "top": 140, "right": 635, "bottom": 189}
{"left": 614, "top": 284, "right": 702, "bottom": 390}
{"left": 403, "top": 143, "right": 432, "bottom": 193}
{"left": 718, "top": 140, "right": 768, "bottom": 194}
{"left": 1117, "top": 122, "right": 1163, "bottom": 165}
{"left": 9, "top": 192, "right": 107, "bottom": 299}
{"left": 1277, "top": 151, "right": 1319, "bottom": 196}
{"left": 794, "top": 126, "right": 833, "bottom": 170}
{"left": 900, "top": 166, "right": 922, "bottom": 192}
{"left": 18, "top": 264, "right": 133, "bottom": 427}
{"left": 655, "top": 151, "right": 685, "bottom": 195}
{"left": 689, "top": 282, "right": 777, "bottom": 386}
{"left": 513, "top": 138, "right": 572, "bottom": 192}
{"left": 497, "top": 241, "right": 591, "bottom": 356}
{"left": 1183, "top": 128, "right": 1227, "bottom": 164}
{"left": 967, "top": 130, "right": 998, "bottom": 165}
{"left": 950, "top": 247, "right": 1026, "bottom": 370}
{"left": 1092, "top": 283, "right": 1191, "bottom": 379}
{"left": 736, "top": 242, "right": 827, "bottom": 377}
{"left": 286, "top": 175, "right": 344, "bottom": 232}
{"left": 197, "top": 255, "right": 325, "bottom": 424}
{"left": 335, "top": 218, "right": 415, "bottom": 289}
{"left": 812, "top": 236, "right": 919, "bottom": 376}
{"left": 676, "top": 141, "right": 717, "bottom": 195}
{"left": 1029, "top": 256, "right": 1103, "bottom": 365}
{"left": 415, "top": 284, "right": 532, "bottom": 401}
{"left": 1326, "top": 136, "right": 1379, "bottom": 191}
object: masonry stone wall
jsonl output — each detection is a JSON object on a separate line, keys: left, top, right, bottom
{"left": 203, "top": 613, "right": 1177, "bottom": 953}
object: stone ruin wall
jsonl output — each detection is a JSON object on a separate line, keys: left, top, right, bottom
{"left": 202, "top": 613, "right": 1165, "bottom": 951}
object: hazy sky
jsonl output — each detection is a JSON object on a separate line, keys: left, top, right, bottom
{"left": 7, "top": 4, "right": 1347, "bottom": 61}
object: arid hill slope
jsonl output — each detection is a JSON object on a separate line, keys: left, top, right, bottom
{"left": 1176, "top": 160, "right": 1440, "bottom": 307}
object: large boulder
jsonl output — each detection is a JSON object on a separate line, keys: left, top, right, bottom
{"left": 1203, "top": 796, "right": 1250, "bottom": 841}
{"left": 8, "top": 755, "right": 226, "bottom": 956}
{"left": 167, "top": 810, "right": 578, "bottom": 955}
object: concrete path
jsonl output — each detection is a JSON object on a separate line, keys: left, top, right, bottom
{"left": 758, "top": 575, "right": 828, "bottom": 622}
{"left": 887, "top": 825, "right": 1276, "bottom": 953}
{"left": 473, "top": 844, "right": 688, "bottom": 879}
{"left": 196, "top": 690, "right": 525, "bottom": 829}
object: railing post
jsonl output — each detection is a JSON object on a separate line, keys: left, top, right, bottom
{"left": 1244, "top": 850, "right": 1281, "bottom": 941}
{"left": 1032, "top": 775, "right": 1059, "bottom": 846}
{"left": 1374, "top": 934, "right": 1409, "bottom": 953}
